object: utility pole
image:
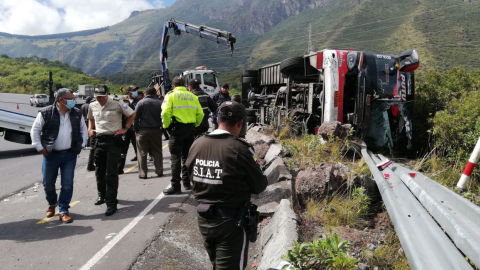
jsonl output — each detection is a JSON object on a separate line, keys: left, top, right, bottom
{"left": 308, "top": 23, "right": 313, "bottom": 53}
{"left": 48, "top": 71, "right": 54, "bottom": 105}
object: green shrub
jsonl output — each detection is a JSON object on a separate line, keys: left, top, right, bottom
{"left": 281, "top": 229, "right": 358, "bottom": 270}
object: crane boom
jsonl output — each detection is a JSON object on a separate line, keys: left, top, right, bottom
{"left": 158, "top": 18, "right": 236, "bottom": 91}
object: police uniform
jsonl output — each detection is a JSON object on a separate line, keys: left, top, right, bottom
{"left": 88, "top": 85, "right": 134, "bottom": 214}
{"left": 185, "top": 102, "right": 268, "bottom": 270}
{"left": 162, "top": 78, "right": 204, "bottom": 194}
{"left": 189, "top": 80, "right": 217, "bottom": 136}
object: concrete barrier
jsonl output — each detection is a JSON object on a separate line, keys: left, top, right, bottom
{"left": 257, "top": 199, "right": 299, "bottom": 270}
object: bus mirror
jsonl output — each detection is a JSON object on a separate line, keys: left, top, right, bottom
{"left": 395, "top": 49, "right": 419, "bottom": 72}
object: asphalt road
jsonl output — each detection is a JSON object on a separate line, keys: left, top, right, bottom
{"left": 0, "top": 93, "right": 189, "bottom": 270}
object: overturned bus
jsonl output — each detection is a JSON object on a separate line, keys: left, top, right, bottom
{"left": 242, "top": 49, "right": 420, "bottom": 150}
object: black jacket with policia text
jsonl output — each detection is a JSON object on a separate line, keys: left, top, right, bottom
{"left": 186, "top": 132, "right": 267, "bottom": 208}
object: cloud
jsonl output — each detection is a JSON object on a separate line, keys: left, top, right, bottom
{"left": 0, "top": 0, "right": 165, "bottom": 35}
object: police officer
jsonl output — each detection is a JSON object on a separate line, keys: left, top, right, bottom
{"left": 187, "top": 79, "right": 217, "bottom": 136}
{"left": 81, "top": 96, "right": 95, "bottom": 171}
{"left": 162, "top": 76, "right": 204, "bottom": 195}
{"left": 185, "top": 101, "right": 268, "bottom": 270}
{"left": 212, "top": 83, "right": 231, "bottom": 130}
{"left": 88, "top": 84, "right": 135, "bottom": 216}
{"left": 120, "top": 85, "right": 139, "bottom": 169}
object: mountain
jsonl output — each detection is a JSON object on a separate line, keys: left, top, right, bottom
{"left": 0, "top": 0, "right": 479, "bottom": 76}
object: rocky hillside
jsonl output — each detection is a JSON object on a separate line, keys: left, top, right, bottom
{"left": 0, "top": 0, "right": 479, "bottom": 75}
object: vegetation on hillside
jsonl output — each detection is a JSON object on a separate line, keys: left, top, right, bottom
{"left": 0, "top": 56, "right": 122, "bottom": 94}
{"left": 412, "top": 68, "right": 480, "bottom": 193}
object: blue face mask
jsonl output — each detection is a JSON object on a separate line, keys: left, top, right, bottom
{"left": 131, "top": 92, "right": 138, "bottom": 98}
{"left": 65, "top": 100, "right": 76, "bottom": 109}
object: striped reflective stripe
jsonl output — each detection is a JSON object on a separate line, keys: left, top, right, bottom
{"left": 173, "top": 105, "right": 197, "bottom": 109}
{"left": 239, "top": 229, "right": 246, "bottom": 270}
{"left": 193, "top": 176, "right": 223, "bottom": 185}
{"left": 202, "top": 107, "right": 209, "bottom": 110}
{"left": 197, "top": 95, "right": 209, "bottom": 98}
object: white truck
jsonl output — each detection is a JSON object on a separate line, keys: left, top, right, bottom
{"left": 29, "top": 94, "right": 49, "bottom": 107}
{"left": 0, "top": 109, "right": 35, "bottom": 144}
{"left": 182, "top": 66, "right": 220, "bottom": 97}
{"left": 76, "top": 85, "right": 94, "bottom": 99}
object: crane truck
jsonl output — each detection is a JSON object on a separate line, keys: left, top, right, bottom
{"left": 242, "top": 49, "right": 420, "bottom": 150}
{"left": 152, "top": 18, "right": 236, "bottom": 97}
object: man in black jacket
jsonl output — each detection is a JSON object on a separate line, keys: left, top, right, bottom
{"left": 188, "top": 79, "right": 217, "bottom": 136}
{"left": 212, "top": 83, "right": 231, "bottom": 129}
{"left": 119, "top": 85, "right": 139, "bottom": 174}
{"left": 30, "top": 88, "right": 88, "bottom": 223}
{"left": 134, "top": 87, "right": 164, "bottom": 179}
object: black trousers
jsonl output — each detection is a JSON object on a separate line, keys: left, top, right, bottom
{"left": 87, "top": 137, "right": 95, "bottom": 168}
{"left": 94, "top": 138, "right": 121, "bottom": 206}
{"left": 198, "top": 216, "right": 249, "bottom": 270}
{"left": 168, "top": 123, "right": 195, "bottom": 189}
{"left": 119, "top": 128, "right": 137, "bottom": 171}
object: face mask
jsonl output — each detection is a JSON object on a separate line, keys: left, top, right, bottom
{"left": 131, "top": 92, "right": 138, "bottom": 98}
{"left": 65, "top": 99, "right": 76, "bottom": 109}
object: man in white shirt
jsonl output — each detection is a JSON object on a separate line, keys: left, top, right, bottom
{"left": 30, "top": 88, "right": 88, "bottom": 223}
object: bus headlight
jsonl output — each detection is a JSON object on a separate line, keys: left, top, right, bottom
{"left": 347, "top": 51, "right": 357, "bottom": 70}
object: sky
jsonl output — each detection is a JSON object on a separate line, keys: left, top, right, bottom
{"left": 0, "top": 0, "right": 177, "bottom": 35}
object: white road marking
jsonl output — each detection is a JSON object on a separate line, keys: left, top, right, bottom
{"left": 79, "top": 185, "right": 171, "bottom": 270}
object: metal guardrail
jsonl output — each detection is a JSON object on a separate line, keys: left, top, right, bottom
{"left": 361, "top": 143, "right": 475, "bottom": 270}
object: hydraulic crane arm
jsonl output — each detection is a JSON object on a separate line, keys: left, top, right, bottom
{"left": 158, "top": 18, "right": 236, "bottom": 90}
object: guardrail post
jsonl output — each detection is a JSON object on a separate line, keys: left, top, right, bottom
{"left": 457, "top": 137, "right": 480, "bottom": 190}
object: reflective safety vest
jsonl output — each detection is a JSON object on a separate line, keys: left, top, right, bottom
{"left": 162, "top": 86, "right": 204, "bottom": 128}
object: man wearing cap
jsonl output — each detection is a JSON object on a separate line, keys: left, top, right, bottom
{"left": 188, "top": 79, "right": 217, "bottom": 136}
{"left": 134, "top": 87, "right": 164, "bottom": 179}
{"left": 162, "top": 76, "right": 204, "bottom": 195}
{"left": 185, "top": 101, "right": 267, "bottom": 269}
{"left": 212, "top": 83, "right": 231, "bottom": 129}
{"left": 88, "top": 84, "right": 135, "bottom": 216}
{"left": 30, "top": 88, "right": 88, "bottom": 223}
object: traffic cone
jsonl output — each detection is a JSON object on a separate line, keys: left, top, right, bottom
{"left": 17, "top": 103, "right": 19, "bottom": 109}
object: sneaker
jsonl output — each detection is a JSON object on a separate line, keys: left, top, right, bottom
{"left": 163, "top": 186, "right": 182, "bottom": 195}
{"left": 130, "top": 156, "right": 138, "bottom": 162}
{"left": 105, "top": 205, "right": 117, "bottom": 216}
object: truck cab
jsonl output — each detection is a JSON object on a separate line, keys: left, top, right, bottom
{"left": 182, "top": 66, "right": 220, "bottom": 97}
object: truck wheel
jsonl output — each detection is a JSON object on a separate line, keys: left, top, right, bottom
{"left": 242, "top": 77, "right": 258, "bottom": 84}
{"left": 243, "top": 70, "right": 258, "bottom": 77}
{"left": 246, "top": 109, "right": 256, "bottom": 116}
{"left": 280, "top": 57, "right": 304, "bottom": 75}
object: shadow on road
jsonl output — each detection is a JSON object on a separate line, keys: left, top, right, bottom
{"left": 0, "top": 220, "right": 94, "bottom": 242}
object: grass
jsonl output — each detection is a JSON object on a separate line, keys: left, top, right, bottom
{"left": 412, "top": 150, "right": 480, "bottom": 196}
{"left": 306, "top": 187, "right": 372, "bottom": 228}
{"left": 362, "top": 230, "right": 410, "bottom": 270}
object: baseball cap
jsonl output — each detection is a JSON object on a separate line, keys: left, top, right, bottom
{"left": 222, "top": 83, "right": 229, "bottom": 89}
{"left": 188, "top": 79, "right": 200, "bottom": 88}
{"left": 218, "top": 101, "right": 245, "bottom": 119}
{"left": 94, "top": 84, "right": 109, "bottom": 97}
{"left": 126, "top": 85, "right": 139, "bottom": 92}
